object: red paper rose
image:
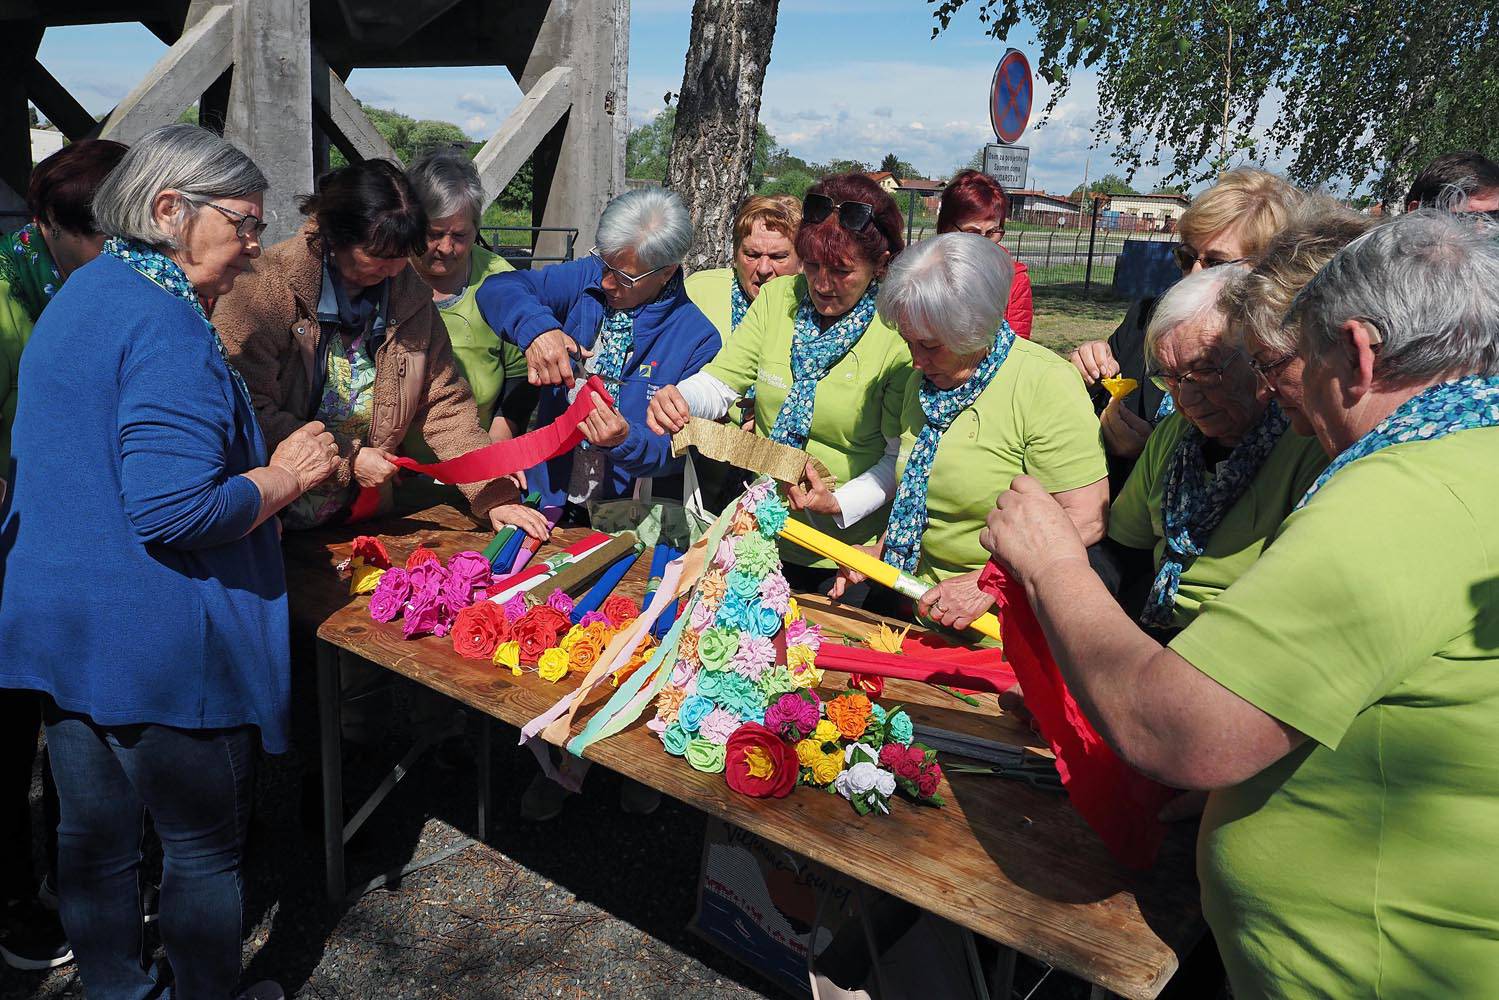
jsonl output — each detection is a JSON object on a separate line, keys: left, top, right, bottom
{"left": 406, "top": 546, "right": 440, "bottom": 571}
{"left": 600, "top": 594, "right": 641, "bottom": 628}
{"left": 351, "top": 535, "right": 391, "bottom": 570}
{"left": 851, "top": 673, "right": 885, "bottom": 698}
{"left": 724, "top": 723, "right": 799, "bottom": 799}
{"left": 915, "top": 766, "right": 942, "bottom": 799}
{"left": 451, "top": 602, "right": 511, "bottom": 660}
{"left": 513, "top": 605, "right": 570, "bottom": 661}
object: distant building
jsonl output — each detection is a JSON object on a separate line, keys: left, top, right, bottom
{"left": 1105, "top": 192, "right": 1191, "bottom": 226}
{"left": 865, "top": 171, "right": 899, "bottom": 196}
{"left": 1007, "top": 189, "right": 1081, "bottom": 226}
{"left": 31, "top": 127, "right": 64, "bottom": 163}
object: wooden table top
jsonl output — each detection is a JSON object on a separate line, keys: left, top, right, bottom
{"left": 283, "top": 503, "right": 1203, "bottom": 1000}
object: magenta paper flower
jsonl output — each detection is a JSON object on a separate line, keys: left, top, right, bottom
{"left": 402, "top": 591, "right": 445, "bottom": 639}
{"left": 579, "top": 610, "right": 610, "bottom": 627}
{"left": 368, "top": 569, "right": 409, "bottom": 623}
{"left": 446, "top": 550, "right": 492, "bottom": 595}
{"left": 545, "top": 588, "right": 576, "bottom": 616}
{"left": 764, "top": 691, "right": 820, "bottom": 741}
{"left": 501, "top": 594, "right": 527, "bottom": 622}
{"left": 406, "top": 561, "right": 444, "bottom": 601}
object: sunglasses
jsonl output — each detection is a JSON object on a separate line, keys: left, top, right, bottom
{"left": 803, "top": 193, "right": 876, "bottom": 232}
{"left": 589, "top": 246, "right": 670, "bottom": 288}
{"left": 187, "top": 197, "right": 268, "bottom": 240}
{"left": 1172, "top": 244, "right": 1245, "bottom": 272}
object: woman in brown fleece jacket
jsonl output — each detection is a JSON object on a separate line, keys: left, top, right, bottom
{"left": 215, "top": 160, "right": 548, "bottom": 537}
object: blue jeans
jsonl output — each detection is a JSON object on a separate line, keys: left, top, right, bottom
{"left": 44, "top": 707, "right": 255, "bottom": 1000}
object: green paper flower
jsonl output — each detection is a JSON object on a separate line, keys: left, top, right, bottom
{"left": 662, "top": 722, "right": 690, "bottom": 756}
{"left": 685, "top": 737, "right": 727, "bottom": 773}
{"left": 735, "top": 532, "right": 779, "bottom": 578}
{"left": 698, "top": 626, "right": 741, "bottom": 672}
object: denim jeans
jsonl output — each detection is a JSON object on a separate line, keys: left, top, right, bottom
{"left": 44, "top": 706, "right": 255, "bottom": 1000}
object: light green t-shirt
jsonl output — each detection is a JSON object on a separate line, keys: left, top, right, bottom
{"left": 894, "top": 338, "right": 1106, "bottom": 588}
{"left": 1108, "top": 412, "right": 1328, "bottom": 629}
{"left": 704, "top": 273, "right": 912, "bottom": 566}
{"left": 684, "top": 266, "right": 735, "bottom": 339}
{"left": 401, "top": 246, "right": 527, "bottom": 464}
{"left": 1170, "top": 427, "right": 1499, "bottom": 999}
{"left": 0, "top": 280, "right": 35, "bottom": 477}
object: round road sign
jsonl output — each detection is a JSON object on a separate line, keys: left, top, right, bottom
{"left": 990, "top": 48, "right": 1033, "bottom": 145}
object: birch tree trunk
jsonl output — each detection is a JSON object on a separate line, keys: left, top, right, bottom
{"left": 666, "top": 0, "right": 781, "bottom": 271}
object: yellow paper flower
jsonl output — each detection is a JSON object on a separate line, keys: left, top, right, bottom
{"left": 810, "top": 754, "right": 844, "bottom": 786}
{"left": 811, "top": 720, "right": 841, "bottom": 744}
{"left": 787, "top": 644, "right": 816, "bottom": 670}
{"left": 867, "top": 622, "right": 909, "bottom": 654}
{"left": 537, "top": 648, "right": 570, "bottom": 682}
{"left": 744, "top": 746, "right": 776, "bottom": 781}
{"left": 349, "top": 560, "right": 385, "bottom": 595}
{"left": 784, "top": 597, "right": 801, "bottom": 626}
{"left": 789, "top": 663, "right": 821, "bottom": 689}
{"left": 795, "top": 738, "right": 822, "bottom": 767}
{"left": 1100, "top": 376, "right": 1139, "bottom": 401}
{"left": 559, "top": 626, "right": 584, "bottom": 651}
{"left": 492, "top": 640, "right": 522, "bottom": 676}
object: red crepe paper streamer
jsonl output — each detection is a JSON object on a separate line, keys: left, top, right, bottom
{"left": 348, "top": 376, "right": 615, "bottom": 522}
{"left": 816, "top": 643, "right": 1017, "bottom": 694}
{"left": 977, "top": 561, "right": 1175, "bottom": 869}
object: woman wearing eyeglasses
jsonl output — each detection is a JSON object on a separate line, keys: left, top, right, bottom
{"left": 474, "top": 187, "right": 721, "bottom": 518}
{"left": 935, "top": 170, "right": 1033, "bottom": 339}
{"left": 1069, "top": 169, "right": 1303, "bottom": 493}
{"left": 647, "top": 173, "right": 913, "bottom": 592}
{"left": 1100, "top": 265, "right": 1326, "bottom": 635}
{"left": 215, "top": 159, "right": 545, "bottom": 538}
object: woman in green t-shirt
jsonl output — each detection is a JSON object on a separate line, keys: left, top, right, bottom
{"left": 647, "top": 173, "right": 912, "bottom": 591}
{"left": 1102, "top": 263, "right": 1328, "bottom": 635}
{"left": 683, "top": 193, "right": 802, "bottom": 340}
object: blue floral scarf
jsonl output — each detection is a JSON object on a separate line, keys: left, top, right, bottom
{"left": 0, "top": 223, "right": 61, "bottom": 321}
{"left": 767, "top": 283, "right": 879, "bottom": 449}
{"left": 1296, "top": 375, "right": 1499, "bottom": 510}
{"left": 1140, "top": 401, "right": 1290, "bottom": 627}
{"left": 730, "top": 277, "right": 750, "bottom": 331}
{"left": 883, "top": 322, "right": 1017, "bottom": 573}
{"left": 103, "top": 237, "right": 251, "bottom": 406}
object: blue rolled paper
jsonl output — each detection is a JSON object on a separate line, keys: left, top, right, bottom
{"left": 652, "top": 596, "right": 682, "bottom": 640}
{"left": 490, "top": 490, "right": 542, "bottom": 572}
{"left": 570, "top": 546, "right": 647, "bottom": 624}
{"left": 642, "top": 543, "right": 683, "bottom": 606}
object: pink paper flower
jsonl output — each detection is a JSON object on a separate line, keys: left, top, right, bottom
{"left": 698, "top": 708, "right": 741, "bottom": 745}
{"left": 714, "top": 535, "right": 738, "bottom": 571}
{"left": 740, "top": 479, "right": 774, "bottom": 505}
{"left": 732, "top": 635, "right": 776, "bottom": 680}
{"left": 446, "top": 550, "right": 492, "bottom": 595}
{"left": 758, "top": 573, "right": 790, "bottom": 615}
{"left": 690, "top": 597, "right": 716, "bottom": 631}
{"left": 786, "top": 618, "right": 822, "bottom": 653}
{"left": 501, "top": 594, "right": 527, "bottom": 623}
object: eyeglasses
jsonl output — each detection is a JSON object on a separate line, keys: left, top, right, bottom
{"left": 1247, "top": 350, "right": 1298, "bottom": 388}
{"left": 802, "top": 193, "right": 876, "bottom": 232}
{"left": 188, "top": 198, "right": 268, "bottom": 240}
{"left": 1148, "top": 350, "right": 1245, "bottom": 392}
{"left": 1172, "top": 244, "right": 1245, "bottom": 272}
{"left": 589, "top": 246, "right": 670, "bottom": 288}
{"left": 958, "top": 222, "right": 1006, "bottom": 242}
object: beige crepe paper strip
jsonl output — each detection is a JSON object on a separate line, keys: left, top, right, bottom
{"left": 671, "top": 417, "right": 837, "bottom": 489}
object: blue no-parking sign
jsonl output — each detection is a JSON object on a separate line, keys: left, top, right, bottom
{"left": 990, "top": 48, "right": 1033, "bottom": 145}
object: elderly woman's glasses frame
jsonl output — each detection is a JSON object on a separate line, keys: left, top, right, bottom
{"left": 1247, "top": 350, "right": 1298, "bottom": 388}
{"left": 589, "top": 246, "right": 670, "bottom": 288}
{"left": 1172, "top": 244, "right": 1246, "bottom": 272}
{"left": 1149, "top": 349, "right": 1246, "bottom": 392}
{"left": 185, "top": 197, "right": 268, "bottom": 240}
{"left": 802, "top": 193, "right": 876, "bottom": 232}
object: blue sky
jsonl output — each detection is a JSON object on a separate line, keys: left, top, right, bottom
{"left": 34, "top": 3, "right": 1257, "bottom": 197}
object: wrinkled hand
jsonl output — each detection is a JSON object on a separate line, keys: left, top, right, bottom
{"left": 828, "top": 543, "right": 882, "bottom": 600}
{"left": 785, "top": 463, "right": 841, "bottom": 517}
{"left": 1100, "top": 394, "right": 1153, "bottom": 459}
{"left": 1069, "top": 340, "right": 1120, "bottom": 386}
{"left": 353, "top": 447, "right": 400, "bottom": 489}
{"left": 736, "top": 396, "right": 756, "bottom": 430}
{"left": 916, "top": 571, "right": 995, "bottom": 632}
{"left": 980, "top": 476, "right": 1089, "bottom": 585}
{"left": 525, "top": 328, "right": 588, "bottom": 388}
{"left": 646, "top": 384, "right": 692, "bottom": 436}
{"left": 580, "top": 392, "right": 630, "bottom": 448}
{"left": 270, "top": 420, "right": 338, "bottom": 492}
{"left": 490, "top": 503, "right": 551, "bottom": 541}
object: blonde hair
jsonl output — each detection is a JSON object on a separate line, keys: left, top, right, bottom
{"left": 733, "top": 194, "right": 801, "bottom": 250}
{"left": 1179, "top": 168, "right": 1303, "bottom": 263}
{"left": 1221, "top": 197, "right": 1375, "bottom": 354}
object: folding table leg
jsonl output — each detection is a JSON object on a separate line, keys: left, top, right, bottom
{"left": 316, "top": 640, "right": 345, "bottom": 902}
{"left": 475, "top": 713, "right": 492, "bottom": 842}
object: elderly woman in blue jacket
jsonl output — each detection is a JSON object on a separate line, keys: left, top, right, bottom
{"left": 476, "top": 188, "right": 720, "bottom": 519}
{"left": 0, "top": 125, "right": 335, "bottom": 999}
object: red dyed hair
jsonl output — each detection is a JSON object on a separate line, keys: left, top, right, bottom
{"left": 28, "top": 139, "right": 129, "bottom": 234}
{"left": 795, "top": 173, "right": 904, "bottom": 269}
{"left": 936, "top": 169, "right": 1009, "bottom": 233}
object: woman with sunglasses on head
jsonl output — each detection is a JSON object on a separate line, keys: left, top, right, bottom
{"left": 1069, "top": 168, "right": 1302, "bottom": 493}
{"left": 474, "top": 187, "right": 720, "bottom": 522}
{"left": 647, "top": 173, "right": 912, "bottom": 593}
{"left": 215, "top": 159, "right": 546, "bottom": 538}
{"left": 935, "top": 169, "right": 1033, "bottom": 339}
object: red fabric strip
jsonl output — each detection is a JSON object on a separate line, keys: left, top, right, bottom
{"left": 816, "top": 643, "right": 1017, "bottom": 694}
{"left": 977, "top": 561, "right": 1174, "bottom": 869}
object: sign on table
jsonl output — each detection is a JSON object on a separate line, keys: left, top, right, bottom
{"left": 984, "top": 143, "right": 1030, "bottom": 189}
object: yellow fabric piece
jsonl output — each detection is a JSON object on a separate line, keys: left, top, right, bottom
{"left": 1100, "top": 375, "right": 1138, "bottom": 400}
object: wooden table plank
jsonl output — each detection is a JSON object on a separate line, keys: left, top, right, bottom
{"left": 282, "top": 505, "right": 1203, "bottom": 999}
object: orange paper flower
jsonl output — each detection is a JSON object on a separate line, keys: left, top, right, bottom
{"left": 655, "top": 684, "right": 687, "bottom": 725}
{"left": 825, "top": 691, "right": 873, "bottom": 741}
{"left": 567, "top": 632, "right": 606, "bottom": 673}
{"left": 699, "top": 570, "right": 727, "bottom": 605}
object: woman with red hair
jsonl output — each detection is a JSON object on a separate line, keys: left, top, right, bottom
{"left": 647, "top": 173, "right": 913, "bottom": 591}
{"left": 936, "top": 169, "right": 1032, "bottom": 338}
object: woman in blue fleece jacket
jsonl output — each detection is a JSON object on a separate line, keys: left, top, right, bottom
{"left": 475, "top": 188, "right": 720, "bottom": 517}
{"left": 0, "top": 126, "right": 337, "bottom": 999}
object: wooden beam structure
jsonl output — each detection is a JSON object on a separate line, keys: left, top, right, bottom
{"left": 471, "top": 66, "right": 571, "bottom": 207}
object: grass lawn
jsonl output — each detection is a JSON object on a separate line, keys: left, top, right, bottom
{"left": 1030, "top": 288, "right": 1129, "bottom": 357}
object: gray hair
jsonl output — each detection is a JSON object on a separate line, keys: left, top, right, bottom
{"left": 92, "top": 124, "right": 267, "bottom": 249}
{"left": 1287, "top": 208, "right": 1499, "bottom": 381}
{"left": 596, "top": 188, "right": 693, "bottom": 270}
{"left": 406, "top": 148, "right": 486, "bottom": 228}
{"left": 1145, "top": 264, "right": 1245, "bottom": 365}
{"left": 877, "top": 233, "right": 1014, "bottom": 355}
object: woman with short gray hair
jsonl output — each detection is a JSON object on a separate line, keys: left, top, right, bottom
{"left": 826, "top": 232, "right": 1107, "bottom": 633}
{"left": 0, "top": 123, "right": 335, "bottom": 999}
{"left": 475, "top": 186, "right": 720, "bottom": 518}
{"left": 403, "top": 149, "right": 536, "bottom": 448}
{"left": 981, "top": 207, "right": 1499, "bottom": 1000}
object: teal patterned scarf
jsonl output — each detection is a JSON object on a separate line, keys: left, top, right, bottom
{"left": 767, "top": 283, "right": 879, "bottom": 449}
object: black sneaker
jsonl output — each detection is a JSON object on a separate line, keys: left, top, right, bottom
{"left": 0, "top": 899, "right": 73, "bottom": 971}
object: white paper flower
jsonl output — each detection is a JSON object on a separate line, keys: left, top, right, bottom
{"left": 873, "top": 768, "right": 897, "bottom": 798}
{"left": 844, "top": 741, "right": 879, "bottom": 764}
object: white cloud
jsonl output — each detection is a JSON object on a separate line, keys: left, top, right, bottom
{"left": 456, "top": 91, "right": 498, "bottom": 115}
{"left": 464, "top": 115, "right": 489, "bottom": 133}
